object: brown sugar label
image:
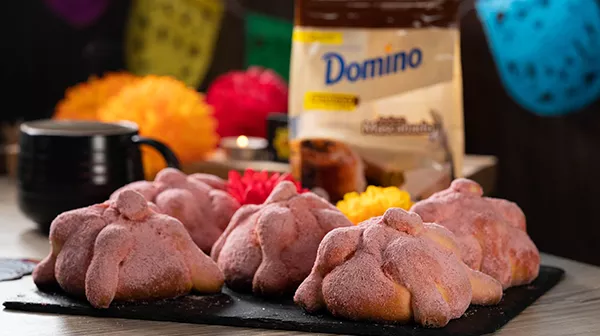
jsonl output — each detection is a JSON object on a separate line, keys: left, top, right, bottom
{"left": 361, "top": 117, "right": 437, "bottom": 136}
{"left": 289, "top": 1, "right": 464, "bottom": 202}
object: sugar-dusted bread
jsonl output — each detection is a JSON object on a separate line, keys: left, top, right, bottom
{"left": 33, "top": 190, "right": 224, "bottom": 308}
{"left": 211, "top": 181, "right": 352, "bottom": 297}
{"left": 111, "top": 168, "right": 240, "bottom": 252}
{"left": 294, "top": 208, "right": 503, "bottom": 328}
{"left": 411, "top": 178, "right": 540, "bottom": 288}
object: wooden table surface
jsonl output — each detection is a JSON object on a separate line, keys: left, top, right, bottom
{"left": 1, "top": 176, "right": 599, "bottom": 336}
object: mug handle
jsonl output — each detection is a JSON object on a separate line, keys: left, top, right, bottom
{"left": 131, "top": 135, "right": 181, "bottom": 169}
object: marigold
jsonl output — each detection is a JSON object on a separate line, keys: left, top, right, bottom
{"left": 336, "top": 186, "right": 413, "bottom": 225}
{"left": 98, "top": 75, "right": 218, "bottom": 178}
{"left": 54, "top": 73, "right": 140, "bottom": 120}
{"left": 273, "top": 127, "right": 290, "bottom": 160}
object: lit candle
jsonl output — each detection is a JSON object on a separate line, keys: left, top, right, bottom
{"left": 220, "top": 135, "right": 268, "bottom": 161}
{"left": 237, "top": 135, "right": 249, "bottom": 148}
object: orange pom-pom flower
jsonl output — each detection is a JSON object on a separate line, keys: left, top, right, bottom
{"left": 98, "top": 75, "right": 218, "bottom": 178}
{"left": 54, "top": 73, "right": 140, "bottom": 120}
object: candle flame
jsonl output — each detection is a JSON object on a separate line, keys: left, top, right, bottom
{"left": 236, "top": 135, "right": 249, "bottom": 148}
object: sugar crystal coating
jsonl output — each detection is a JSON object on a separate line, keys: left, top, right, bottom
{"left": 294, "top": 208, "right": 503, "bottom": 328}
{"left": 411, "top": 178, "right": 540, "bottom": 288}
{"left": 111, "top": 168, "right": 240, "bottom": 252}
{"left": 211, "top": 181, "right": 352, "bottom": 297}
{"left": 33, "top": 190, "right": 224, "bottom": 308}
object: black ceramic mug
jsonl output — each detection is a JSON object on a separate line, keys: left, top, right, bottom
{"left": 17, "top": 120, "right": 180, "bottom": 233}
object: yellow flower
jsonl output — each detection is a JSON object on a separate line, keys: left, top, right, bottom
{"left": 98, "top": 75, "right": 218, "bottom": 179}
{"left": 273, "top": 127, "right": 290, "bottom": 159}
{"left": 54, "top": 73, "right": 140, "bottom": 120}
{"left": 336, "top": 186, "right": 413, "bottom": 225}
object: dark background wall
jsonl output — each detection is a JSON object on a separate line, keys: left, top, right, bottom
{"left": 0, "top": 0, "right": 292, "bottom": 123}
{"left": 2, "top": 1, "right": 130, "bottom": 122}
{"left": 461, "top": 0, "right": 600, "bottom": 266}
{"left": 2, "top": 0, "right": 599, "bottom": 265}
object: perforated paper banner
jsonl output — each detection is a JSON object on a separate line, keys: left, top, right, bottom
{"left": 126, "top": 0, "right": 224, "bottom": 88}
{"left": 476, "top": 0, "right": 600, "bottom": 116}
{"left": 245, "top": 12, "right": 293, "bottom": 82}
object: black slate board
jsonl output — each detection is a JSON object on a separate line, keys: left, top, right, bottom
{"left": 3, "top": 266, "right": 564, "bottom": 336}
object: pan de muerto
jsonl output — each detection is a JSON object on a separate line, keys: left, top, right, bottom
{"left": 411, "top": 178, "right": 540, "bottom": 289}
{"left": 111, "top": 168, "right": 240, "bottom": 252}
{"left": 294, "top": 208, "right": 503, "bottom": 328}
{"left": 33, "top": 190, "right": 224, "bottom": 308}
{"left": 211, "top": 181, "right": 352, "bottom": 297}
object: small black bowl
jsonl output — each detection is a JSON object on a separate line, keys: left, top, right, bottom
{"left": 17, "top": 120, "right": 179, "bottom": 234}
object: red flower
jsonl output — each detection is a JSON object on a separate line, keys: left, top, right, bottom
{"left": 206, "top": 67, "right": 288, "bottom": 138}
{"left": 227, "top": 169, "right": 308, "bottom": 205}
